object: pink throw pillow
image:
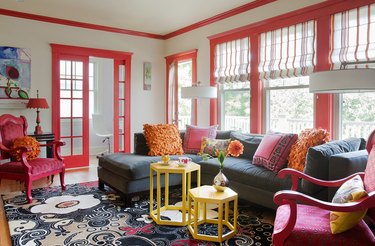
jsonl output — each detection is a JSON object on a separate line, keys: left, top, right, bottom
{"left": 253, "top": 132, "right": 298, "bottom": 172}
{"left": 183, "top": 125, "right": 217, "bottom": 154}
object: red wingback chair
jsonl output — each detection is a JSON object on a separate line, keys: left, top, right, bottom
{"left": 272, "top": 129, "right": 375, "bottom": 245}
{"left": 0, "top": 114, "right": 65, "bottom": 203}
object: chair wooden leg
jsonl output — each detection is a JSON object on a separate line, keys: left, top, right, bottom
{"left": 60, "top": 170, "right": 66, "bottom": 191}
{"left": 25, "top": 178, "right": 32, "bottom": 204}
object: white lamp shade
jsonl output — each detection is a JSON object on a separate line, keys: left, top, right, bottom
{"left": 309, "top": 69, "right": 375, "bottom": 93}
{"left": 181, "top": 86, "right": 217, "bottom": 99}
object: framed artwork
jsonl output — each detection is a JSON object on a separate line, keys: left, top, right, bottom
{"left": 0, "top": 46, "right": 31, "bottom": 99}
{"left": 143, "top": 62, "right": 151, "bottom": 90}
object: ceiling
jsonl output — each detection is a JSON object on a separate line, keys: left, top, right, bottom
{"left": 0, "top": 0, "right": 253, "bottom": 35}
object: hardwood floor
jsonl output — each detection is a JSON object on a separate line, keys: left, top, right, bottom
{"left": 0, "top": 157, "right": 99, "bottom": 246}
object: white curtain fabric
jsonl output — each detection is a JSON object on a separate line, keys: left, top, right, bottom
{"left": 214, "top": 37, "right": 250, "bottom": 83}
{"left": 331, "top": 3, "right": 375, "bottom": 69}
{"left": 167, "top": 62, "right": 177, "bottom": 124}
{"left": 258, "top": 20, "right": 316, "bottom": 80}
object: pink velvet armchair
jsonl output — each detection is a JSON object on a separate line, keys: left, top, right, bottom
{"left": 0, "top": 114, "right": 66, "bottom": 203}
{"left": 272, "top": 129, "right": 375, "bottom": 245}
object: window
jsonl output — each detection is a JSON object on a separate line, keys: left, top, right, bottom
{"left": 331, "top": 4, "right": 375, "bottom": 139}
{"left": 264, "top": 77, "right": 313, "bottom": 133}
{"left": 219, "top": 82, "right": 250, "bottom": 132}
{"left": 177, "top": 60, "right": 193, "bottom": 129}
{"left": 339, "top": 92, "right": 375, "bottom": 139}
{"left": 259, "top": 21, "right": 316, "bottom": 133}
{"left": 166, "top": 50, "right": 197, "bottom": 129}
{"left": 214, "top": 37, "right": 250, "bottom": 131}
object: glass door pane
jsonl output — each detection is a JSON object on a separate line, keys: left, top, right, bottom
{"left": 177, "top": 60, "right": 193, "bottom": 129}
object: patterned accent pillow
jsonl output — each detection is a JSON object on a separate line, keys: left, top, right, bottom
{"left": 199, "top": 137, "right": 231, "bottom": 157}
{"left": 330, "top": 175, "right": 368, "bottom": 234}
{"left": 253, "top": 132, "right": 298, "bottom": 172}
{"left": 287, "top": 128, "right": 330, "bottom": 171}
{"left": 11, "top": 136, "right": 40, "bottom": 161}
{"left": 364, "top": 145, "right": 375, "bottom": 223}
{"left": 143, "top": 124, "right": 184, "bottom": 156}
{"left": 183, "top": 125, "right": 217, "bottom": 154}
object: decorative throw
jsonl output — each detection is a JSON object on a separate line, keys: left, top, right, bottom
{"left": 253, "top": 132, "right": 298, "bottom": 172}
{"left": 183, "top": 125, "right": 217, "bottom": 154}
{"left": 10, "top": 136, "right": 40, "bottom": 161}
{"left": 330, "top": 175, "right": 368, "bottom": 234}
{"left": 288, "top": 128, "right": 330, "bottom": 171}
{"left": 143, "top": 124, "right": 184, "bottom": 156}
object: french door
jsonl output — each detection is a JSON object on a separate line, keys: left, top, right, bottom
{"left": 52, "top": 44, "right": 132, "bottom": 168}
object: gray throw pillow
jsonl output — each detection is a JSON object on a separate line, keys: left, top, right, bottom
{"left": 230, "top": 131, "right": 263, "bottom": 160}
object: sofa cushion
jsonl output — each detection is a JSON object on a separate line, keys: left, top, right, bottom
{"left": 253, "top": 132, "right": 298, "bottom": 172}
{"left": 99, "top": 153, "right": 203, "bottom": 181}
{"left": 183, "top": 125, "right": 217, "bottom": 154}
{"left": 199, "top": 157, "right": 292, "bottom": 193}
{"left": 143, "top": 124, "right": 184, "bottom": 156}
{"left": 230, "top": 131, "right": 263, "bottom": 160}
{"left": 301, "top": 138, "right": 363, "bottom": 196}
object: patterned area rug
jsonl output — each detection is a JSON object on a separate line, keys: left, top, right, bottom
{"left": 2, "top": 182, "right": 274, "bottom": 245}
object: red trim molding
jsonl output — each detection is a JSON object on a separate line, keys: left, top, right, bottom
{"left": 0, "top": 0, "right": 275, "bottom": 40}
{"left": 164, "top": 0, "right": 276, "bottom": 39}
{"left": 0, "top": 8, "right": 164, "bottom": 39}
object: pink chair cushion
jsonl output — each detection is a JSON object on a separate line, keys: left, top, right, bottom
{"left": 364, "top": 145, "right": 375, "bottom": 223}
{"left": 253, "top": 132, "right": 297, "bottom": 172}
{"left": 0, "top": 158, "right": 64, "bottom": 175}
{"left": 183, "top": 125, "right": 217, "bottom": 154}
{"left": 273, "top": 204, "right": 375, "bottom": 245}
{"left": 366, "top": 129, "right": 375, "bottom": 153}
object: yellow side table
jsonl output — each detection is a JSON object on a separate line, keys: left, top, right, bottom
{"left": 149, "top": 161, "right": 200, "bottom": 226}
{"left": 188, "top": 185, "right": 238, "bottom": 243}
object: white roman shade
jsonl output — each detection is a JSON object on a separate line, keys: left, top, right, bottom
{"left": 259, "top": 20, "right": 316, "bottom": 80}
{"left": 214, "top": 37, "right": 250, "bottom": 83}
{"left": 330, "top": 3, "right": 375, "bottom": 69}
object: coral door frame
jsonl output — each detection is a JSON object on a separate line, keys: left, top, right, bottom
{"left": 51, "top": 44, "right": 132, "bottom": 168}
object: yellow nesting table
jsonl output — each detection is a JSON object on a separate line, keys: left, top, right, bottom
{"left": 149, "top": 161, "right": 200, "bottom": 226}
{"left": 188, "top": 185, "right": 238, "bottom": 242}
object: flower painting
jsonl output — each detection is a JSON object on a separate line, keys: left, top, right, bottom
{"left": 0, "top": 46, "right": 31, "bottom": 99}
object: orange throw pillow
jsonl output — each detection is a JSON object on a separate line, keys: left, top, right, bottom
{"left": 11, "top": 136, "right": 40, "bottom": 161}
{"left": 143, "top": 124, "right": 184, "bottom": 156}
{"left": 288, "top": 128, "right": 330, "bottom": 171}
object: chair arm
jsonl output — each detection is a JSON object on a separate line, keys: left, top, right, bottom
{"left": 278, "top": 168, "right": 365, "bottom": 191}
{"left": 274, "top": 190, "right": 375, "bottom": 212}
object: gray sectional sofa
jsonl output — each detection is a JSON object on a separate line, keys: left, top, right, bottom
{"left": 98, "top": 130, "right": 368, "bottom": 209}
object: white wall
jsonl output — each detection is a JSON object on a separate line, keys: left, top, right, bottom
{"left": 0, "top": 15, "right": 166, "bottom": 150}
{"left": 0, "top": 0, "right": 325, "bottom": 152}
{"left": 164, "top": 0, "right": 323, "bottom": 127}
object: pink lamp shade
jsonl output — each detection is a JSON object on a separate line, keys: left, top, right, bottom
{"left": 27, "top": 98, "right": 49, "bottom": 109}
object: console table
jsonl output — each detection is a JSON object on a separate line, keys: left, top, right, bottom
{"left": 29, "top": 132, "right": 55, "bottom": 158}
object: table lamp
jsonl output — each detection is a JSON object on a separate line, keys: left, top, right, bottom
{"left": 27, "top": 90, "right": 49, "bottom": 135}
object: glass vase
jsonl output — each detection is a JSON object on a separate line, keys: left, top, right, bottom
{"left": 213, "top": 169, "right": 229, "bottom": 192}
